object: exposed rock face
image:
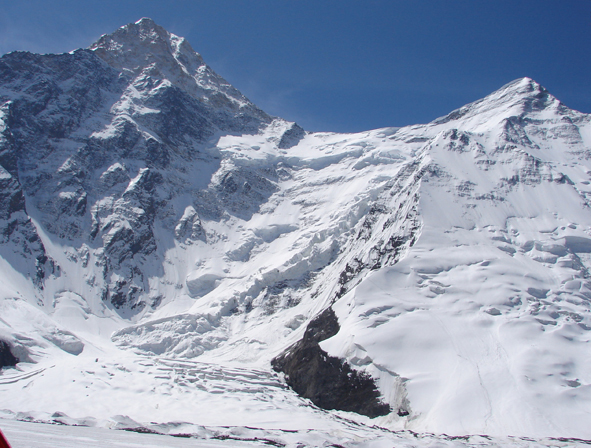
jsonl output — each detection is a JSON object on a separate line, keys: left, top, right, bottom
{"left": 0, "top": 340, "right": 18, "bottom": 368}
{"left": 0, "top": 18, "right": 275, "bottom": 311}
{"left": 272, "top": 308, "right": 391, "bottom": 418}
{"left": 277, "top": 123, "right": 306, "bottom": 149}
{"left": 0, "top": 158, "right": 54, "bottom": 287}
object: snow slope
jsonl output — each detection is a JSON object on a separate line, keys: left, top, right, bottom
{"left": 322, "top": 78, "right": 591, "bottom": 437}
{"left": 3, "top": 416, "right": 589, "bottom": 448}
{"left": 1, "top": 19, "right": 591, "bottom": 446}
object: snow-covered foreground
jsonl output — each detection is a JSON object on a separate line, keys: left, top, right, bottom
{"left": 2, "top": 19, "right": 591, "bottom": 445}
{"left": 0, "top": 418, "right": 254, "bottom": 448}
{"left": 2, "top": 417, "right": 591, "bottom": 448}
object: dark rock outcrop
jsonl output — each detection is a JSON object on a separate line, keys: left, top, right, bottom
{"left": 278, "top": 123, "right": 305, "bottom": 149}
{"left": 272, "top": 307, "right": 390, "bottom": 418}
{"left": 0, "top": 340, "right": 18, "bottom": 368}
{"left": 0, "top": 162, "right": 55, "bottom": 288}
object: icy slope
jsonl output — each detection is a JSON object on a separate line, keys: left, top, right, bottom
{"left": 1, "top": 18, "right": 591, "bottom": 445}
{"left": 322, "top": 77, "right": 591, "bottom": 437}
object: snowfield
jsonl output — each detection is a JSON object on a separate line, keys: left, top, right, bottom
{"left": 3, "top": 417, "right": 590, "bottom": 448}
{"left": 1, "top": 18, "right": 591, "bottom": 447}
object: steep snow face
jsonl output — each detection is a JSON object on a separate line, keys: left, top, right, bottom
{"left": 321, "top": 79, "right": 591, "bottom": 437}
{"left": 1, "top": 19, "right": 591, "bottom": 444}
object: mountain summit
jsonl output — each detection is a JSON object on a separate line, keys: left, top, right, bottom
{"left": 1, "top": 19, "right": 591, "bottom": 447}
{"left": 434, "top": 76, "right": 565, "bottom": 129}
{"left": 90, "top": 18, "right": 264, "bottom": 113}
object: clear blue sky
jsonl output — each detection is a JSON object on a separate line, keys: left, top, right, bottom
{"left": 1, "top": 0, "right": 589, "bottom": 132}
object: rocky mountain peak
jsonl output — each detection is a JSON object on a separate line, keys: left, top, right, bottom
{"left": 94, "top": 17, "right": 171, "bottom": 45}
{"left": 89, "top": 18, "right": 261, "bottom": 112}
{"left": 90, "top": 18, "right": 202, "bottom": 72}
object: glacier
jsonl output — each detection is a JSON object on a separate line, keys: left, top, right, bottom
{"left": 1, "top": 18, "right": 591, "bottom": 447}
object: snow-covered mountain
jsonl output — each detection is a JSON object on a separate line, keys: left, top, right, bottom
{"left": 1, "top": 18, "right": 591, "bottom": 447}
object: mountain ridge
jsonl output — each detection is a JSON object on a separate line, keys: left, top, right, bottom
{"left": 1, "top": 18, "right": 591, "bottom": 446}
